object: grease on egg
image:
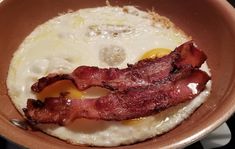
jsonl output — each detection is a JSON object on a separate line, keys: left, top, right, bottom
{"left": 99, "top": 45, "right": 126, "bottom": 66}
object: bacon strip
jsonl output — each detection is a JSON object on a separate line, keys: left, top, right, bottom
{"left": 24, "top": 70, "right": 210, "bottom": 125}
{"left": 31, "top": 41, "right": 207, "bottom": 92}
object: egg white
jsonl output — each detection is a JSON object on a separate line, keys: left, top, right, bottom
{"left": 7, "top": 6, "right": 211, "bottom": 146}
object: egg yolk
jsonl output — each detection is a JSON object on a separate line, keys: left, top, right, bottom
{"left": 140, "top": 48, "right": 171, "bottom": 60}
{"left": 122, "top": 117, "right": 147, "bottom": 125}
{"left": 36, "top": 80, "right": 83, "bottom": 100}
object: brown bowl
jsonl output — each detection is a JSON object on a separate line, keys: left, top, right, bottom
{"left": 1, "top": 0, "right": 235, "bottom": 148}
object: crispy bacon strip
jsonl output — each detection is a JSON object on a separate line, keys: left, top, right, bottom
{"left": 24, "top": 70, "right": 210, "bottom": 125}
{"left": 31, "top": 41, "right": 207, "bottom": 92}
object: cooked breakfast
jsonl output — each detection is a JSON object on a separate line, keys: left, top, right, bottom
{"left": 24, "top": 41, "right": 210, "bottom": 125}
{"left": 7, "top": 6, "right": 211, "bottom": 147}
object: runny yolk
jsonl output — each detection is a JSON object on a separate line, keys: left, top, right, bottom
{"left": 140, "top": 48, "right": 171, "bottom": 60}
{"left": 36, "top": 80, "right": 83, "bottom": 100}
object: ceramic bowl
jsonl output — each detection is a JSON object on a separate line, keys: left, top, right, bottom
{"left": 0, "top": 0, "right": 235, "bottom": 148}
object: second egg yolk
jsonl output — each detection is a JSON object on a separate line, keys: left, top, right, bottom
{"left": 140, "top": 48, "right": 171, "bottom": 60}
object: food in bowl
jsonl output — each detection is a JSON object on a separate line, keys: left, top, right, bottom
{"left": 7, "top": 6, "right": 211, "bottom": 146}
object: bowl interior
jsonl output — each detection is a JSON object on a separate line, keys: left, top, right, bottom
{"left": 0, "top": 0, "right": 235, "bottom": 148}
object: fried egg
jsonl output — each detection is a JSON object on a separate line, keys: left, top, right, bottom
{"left": 7, "top": 6, "right": 211, "bottom": 146}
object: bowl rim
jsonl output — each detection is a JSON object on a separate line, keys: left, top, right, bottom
{"left": 0, "top": 0, "right": 235, "bottom": 148}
